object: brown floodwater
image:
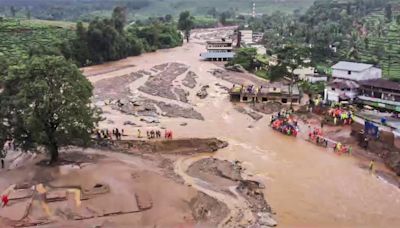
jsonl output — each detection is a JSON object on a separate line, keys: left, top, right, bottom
{"left": 84, "top": 28, "right": 400, "bottom": 227}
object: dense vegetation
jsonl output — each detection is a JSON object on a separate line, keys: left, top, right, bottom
{"left": 0, "top": 0, "right": 314, "bottom": 21}
{"left": 228, "top": 48, "right": 259, "bottom": 71}
{"left": 248, "top": 0, "right": 400, "bottom": 79}
{"left": 0, "top": 8, "right": 183, "bottom": 67}
{"left": 0, "top": 55, "right": 99, "bottom": 164}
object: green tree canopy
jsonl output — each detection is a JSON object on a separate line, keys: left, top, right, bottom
{"left": 178, "top": 11, "right": 194, "bottom": 42}
{"left": 0, "top": 56, "right": 99, "bottom": 164}
{"left": 228, "top": 48, "right": 257, "bottom": 71}
{"left": 269, "top": 45, "right": 310, "bottom": 107}
{"left": 112, "top": 6, "right": 127, "bottom": 33}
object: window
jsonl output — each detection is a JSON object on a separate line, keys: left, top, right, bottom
{"left": 332, "top": 88, "right": 336, "bottom": 91}
{"left": 347, "top": 88, "right": 351, "bottom": 91}
{"left": 348, "top": 71, "right": 351, "bottom": 75}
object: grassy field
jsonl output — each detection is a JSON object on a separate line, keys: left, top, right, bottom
{"left": 19, "top": 19, "right": 81, "bottom": 29}
{"left": 0, "top": 19, "right": 74, "bottom": 59}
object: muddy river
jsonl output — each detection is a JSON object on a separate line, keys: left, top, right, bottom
{"left": 83, "top": 28, "right": 400, "bottom": 227}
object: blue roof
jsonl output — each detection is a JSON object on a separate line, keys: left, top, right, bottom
{"left": 200, "top": 52, "right": 235, "bottom": 59}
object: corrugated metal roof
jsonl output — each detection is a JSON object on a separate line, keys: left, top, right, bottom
{"left": 328, "top": 79, "right": 359, "bottom": 89}
{"left": 332, "top": 61, "right": 373, "bottom": 72}
{"left": 200, "top": 52, "right": 235, "bottom": 59}
{"left": 359, "top": 78, "right": 400, "bottom": 91}
{"left": 358, "top": 95, "right": 400, "bottom": 107}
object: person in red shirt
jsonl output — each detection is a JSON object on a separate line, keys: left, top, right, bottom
{"left": 1, "top": 195, "right": 9, "bottom": 207}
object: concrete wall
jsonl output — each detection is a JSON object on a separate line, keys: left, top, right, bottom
{"left": 306, "top": 76, "right": 327, "bottom": 83}
{"left": 332, "top": 67, "right": 382, "bottom": 81}
{"left": 240, "top": 30, "right": 253, "bottom": 44}
{"left": 324, "top": 87, "right": 358, "bottom": 102}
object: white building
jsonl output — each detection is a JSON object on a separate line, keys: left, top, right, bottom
{"left": 200, "top": 39, "right": 235, "bottom": 61}
{"left": 240, "top": 30, "right": 253, "bottom": 44}
{"left": 324, "top": 61, "right": 382, "bottom": 103}
{"left": 324, "top": 79, "right": 359, "bottom": 103}
{"left": 304, "top": 74, "right": 328, "bottom": 83}
{"left": 331, "top": 61, "right": 382, "bottom": 81}
{"left": 294, "top": 67, "right": 315, "bottom": 80}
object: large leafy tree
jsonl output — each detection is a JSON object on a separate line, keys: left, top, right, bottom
{"left": 228, "top": 48, "right": 257, "bottom": 71}
{"left": 0, "top": 55, "right": 9, "bottom": 154}
{"left": 269, "top": 45, "right": 310, "bottom": 107}
{"left": 1, "top": 56, "right": 99, "bottom": 164}
{"left": 112, "top": 6, "right": 127, "bottom": 33}
{"left": 178, "top": 11, "right": 194, "bottom": 43}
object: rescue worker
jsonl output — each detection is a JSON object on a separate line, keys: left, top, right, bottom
{"left": 1, "top": 194, "right": 9, "bottom": 207}
{"left": 368, "top": 160, "right": 375, "bottom": 174}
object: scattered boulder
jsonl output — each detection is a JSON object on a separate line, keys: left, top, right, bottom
{"left": 257, "top": 212, "right": 277, "bottom": 227}
{"left": 140, "top": 117, "right": 160, "bottom": 124}
{"left": 183, "top": 71, "right": 198, "bottom": 89}
{"left": 196, "top": 85, "right": 209, "bottom": 99}
{"left": 215, "top": 83, "right": 230, "bottom": 91}
{"left": 225, "top": 64, "right": 247, "bottom": 73}
{"left": 123, "top": 121, "right": 136, "bottom": 126}
{"left": 180, "top": 122, "right": 188, "bottom": 126}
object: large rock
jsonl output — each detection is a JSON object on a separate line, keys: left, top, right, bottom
{"left": 225, "top": 64, "right": 247, "bottom": 73}
{"left": 258, "top": 212, "right": 277, "bottom": 227}
{"left": 196, "top": 85, "right": 209, "bottom": 99}
{"left": 140, "top": 117, "right": 160, "bottom": 124}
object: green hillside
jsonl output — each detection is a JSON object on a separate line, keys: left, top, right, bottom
{"left": 359, "top": 13, "right": 400, "bottom": 79}
{"left": 0, "top": 19, "right": 74, "bottom": 60}
{"left": 138, "top": 0, "right": 315, "bottom": 17}
{"left": 0, "top": 0, "right": 314, "bottom": 21}
{"left": 338, "top": 10, "right": 400, "bottom": 79}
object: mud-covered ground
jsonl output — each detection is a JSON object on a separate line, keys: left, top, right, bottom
{"left": 93, "top": 62, "right": 204, "bottom": 121}
{"left": 3, "top": 26, "right": 400, "bottom": 228}
{"left": 0, "top": 138, "right": 236, "bottom": 228}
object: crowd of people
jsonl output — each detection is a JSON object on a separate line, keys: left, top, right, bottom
{"left": 327, "top": 107, "right": 354, "bottom": 125}
{"left": 145, "top": 129, "right": 162, "bottom": 139}
{"left": 95, "top": 127, "right": 174, "bottom": 141}
{"left": 232, "top": 84, "right": 266, "bottom": 95}
{"left": 308, "top": 126, "right": 352, "bottom": 155}
{"left": 95, "top": 128, "right": 124, "bottom": 140}
{"left": 270, "top": 110, "right": 298, "bottom": 137}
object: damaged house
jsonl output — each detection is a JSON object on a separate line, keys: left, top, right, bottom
{"left": 229, "top": 82, "right": 301, "bottom": 104}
